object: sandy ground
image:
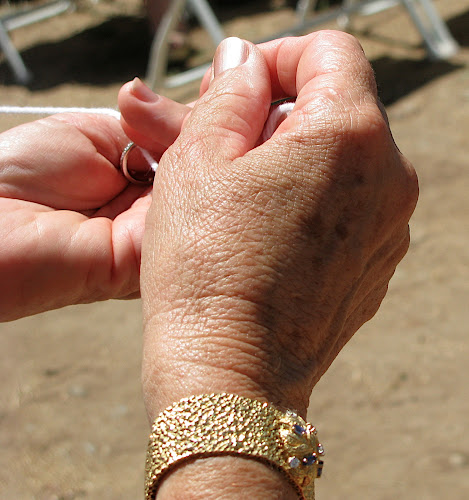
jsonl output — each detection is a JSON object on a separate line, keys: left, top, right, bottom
{"left": 0, "top": 0, "right": 468, "bottom": 498}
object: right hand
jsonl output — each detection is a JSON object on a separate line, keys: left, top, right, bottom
{"left": 139, "top": 32, "right": 419, "bottom": 420}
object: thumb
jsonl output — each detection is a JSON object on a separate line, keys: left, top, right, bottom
{"left": 174, "top": 37, "right": 272, "bottom": 165}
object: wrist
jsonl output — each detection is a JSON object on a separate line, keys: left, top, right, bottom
{"left": 141, "top": 308, "right": 312, "bottom": 421}
{"left": 155, "top": 456, "right": 299, "bottom": 500}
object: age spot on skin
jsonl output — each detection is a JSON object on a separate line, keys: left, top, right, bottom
{"left": 354, "top": 173, "right": 365, "bottom": 185}
{"left": 335, "top": 221, "right": 349, "bottom": 240}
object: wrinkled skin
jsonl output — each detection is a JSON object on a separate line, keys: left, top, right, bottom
{"left": 138, "top": 32, "right": 419, "bottom": 422}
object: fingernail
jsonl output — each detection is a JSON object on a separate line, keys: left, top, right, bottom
{"left": 213, "top": 37, "right": 249, "bottom": 78}
{"left": 131, "top": 77, "right": 159, "bottom": 103}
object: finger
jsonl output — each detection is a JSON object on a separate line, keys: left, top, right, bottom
{"left": 0, "top": 195, "right": 147, "bottom": 320}
{"left": 198, "top": 32, "right": 388, "bottom": 155}
{"left": 248, "top": 32, "right": 398, "bottom": 179}
{"left": 92, "top": 184, "right": 152, "bottom": 220}
{"left": 51, "top": 112, "right": 130, "bottom": 168}
{"left": 264, "top": 31, "right": 377, "bottom": 100}
{"left": 200, "top": 32, "right": 377, "bottom": 102}
{"left": 119, "top": 121, "right": 167, "bottom": 154}
{"left": 118, "top": 78, "right": 191, "bottom": 151}
{"left": 173, "top": 37, "right": 271, "bottom": 167}
{"left": 274, "top": 31, "right": 381, "bottom": 143}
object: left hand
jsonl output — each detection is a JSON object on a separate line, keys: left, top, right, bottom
{"left": 0, "top": 113, "right": 151, "bottom": 321}
{"left": 140, "top": 32, "right": 419, "bottom": 417}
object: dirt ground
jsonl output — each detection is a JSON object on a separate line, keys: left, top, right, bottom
{"left": 0, "top": 0, "right": 468, "bottom": 498}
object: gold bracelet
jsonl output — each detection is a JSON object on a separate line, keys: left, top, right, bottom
{"left": 145, "top": 393, "right": 324, "bottom": 499}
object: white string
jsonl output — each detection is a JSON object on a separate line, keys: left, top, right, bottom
{"left": 0, "top": 102, "right": 296, "bottom": 173}
{"left": 261, "top": 101, "right": 295, "bottom": 143}
{"left": 0, "top": 104, "right": 159, "bottom": 172}
{"left": 0, "top": 105, "right": 121, "bottom": 119}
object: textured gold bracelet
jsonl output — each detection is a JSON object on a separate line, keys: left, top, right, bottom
{"left": 145, "top": 393, "right": 324, "bottom": 499}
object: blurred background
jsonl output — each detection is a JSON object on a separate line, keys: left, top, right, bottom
{"left": 0, "top": 0, "right": 468, "bottom": 498}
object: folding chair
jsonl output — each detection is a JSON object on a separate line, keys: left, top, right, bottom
{"left": 0, "top": 0, "right": 74, "bottom": 84}
{"left": 297, "top": 0, "right": 459, "bottom": 60}
{"left": 148, "top": 0, "right": 459, "bottom": 91}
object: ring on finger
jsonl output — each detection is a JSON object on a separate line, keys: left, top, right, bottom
{"left": 119, "top": 142, "right": 155, "bottom": 185}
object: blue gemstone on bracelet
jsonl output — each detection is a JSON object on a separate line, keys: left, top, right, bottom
{"left": 293, "top": 424, "right": 306, "bottom": 436}
{"left": 302, "top": 454, "right": 317, "bottom": 466}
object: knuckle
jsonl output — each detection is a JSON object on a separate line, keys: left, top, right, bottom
{"left": 313, "top": 30, "right": 375, "bottom": 89}
{"left": 402, "top": 158, "right": 419, "bottom": 213}
{"left": 314, "top": 29, "right": 364, "bottom": 54}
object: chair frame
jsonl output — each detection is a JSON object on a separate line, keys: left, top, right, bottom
{"left": 0, "top": 0, "right": 459, "bottom": 88}
{"left": 146, "top": 0, "right": 459, "bottom": 91}
{"left": 0, "top": 0, "right": 74, "bottom": 84}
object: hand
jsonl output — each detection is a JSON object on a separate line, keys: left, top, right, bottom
{"left": 140, "top": 33, "right": 418, "bottom": 497}
{"left": 0, "top": 113, "right": 151, "bottom": 321}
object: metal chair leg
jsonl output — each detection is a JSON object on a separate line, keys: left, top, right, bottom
{"left": 0, "top": 22, "right": 32, "bottom": 84}
{"left": 337, "top": 0, "right": 399, "bottom": 29}
{"left": 340, "top": 0, "right": 459, "bottom": 59}
{"left": 332, "top": 0, "right": 459, "bottom": 60}
{"left": 187, "top": 0, "right": 224, "bottom": 45}
{"left": 401, "top": 0, "right": 459, "bottom": 60}
{"left": 296, "top": 0, "right": 320, "bottom": 23}
{"left": 146, "top": 0, "right": 225, "bottom": 91}
{"left": 0, "top": 0, "right": 73, "bottom": 84}
{"left": 145, "top": 0, "right": 186, "bottom": 90}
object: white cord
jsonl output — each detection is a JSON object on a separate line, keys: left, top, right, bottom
{"left": 0, "top": 105, "right": 121, "bottom": 119}
{"left": 0, "top": 102, "right": 296, "bottom": 173}
{"left": 261, "top": 101, "right": 295, "bottom": 143}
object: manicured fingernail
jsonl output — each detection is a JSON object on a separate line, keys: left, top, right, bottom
{"left": 131, "top": 77, "right": 159, "bottom": 103}
{"left": 213, "top": 37, "right": 249, "bottom": 78}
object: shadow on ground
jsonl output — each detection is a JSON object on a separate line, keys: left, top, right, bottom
{"left": 373, "top": 57, "right": 461, "bottom": 105}
{"left": 0, "top": 6, "right": 467, "bottom": 102}
{"left": 0, "top": 16, "right": 153, "bottom": 89}
{"left": 447, "top": 7, "right": 469, "bottom": 46}
{"left": 367, "top": 8, "right": 468, "bottom": 105}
